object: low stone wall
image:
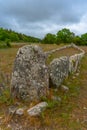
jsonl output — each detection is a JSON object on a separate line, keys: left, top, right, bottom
{"left": 45, "top": 43, "right": 85, "bottom": 57}
{"left": 68, "top": 44, "right": 85, "bottom": 73}
{"left": 48, "top": 43, "right": 85, "bottom": 87}
{"left": 49, "top": 52, "right": 85, "bottom": 87}
{"left": 69, "top": 53, "right": 84, "bottom": 73}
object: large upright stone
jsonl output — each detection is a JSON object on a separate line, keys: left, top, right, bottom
{"left": 49, "top": 56, "right": 69, "bottom": 87}
{"left": 11, "top": 45, "right": 49, "bottom": 102}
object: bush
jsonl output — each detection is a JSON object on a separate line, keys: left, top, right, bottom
{"left": 0, "top": 40, "right": 11, "bottom": 48}
{"left": 0, "top": 41, "right": 7, "bottom": 48}
{"left": 5, "top": 39, "right": 11, "bottom": 47}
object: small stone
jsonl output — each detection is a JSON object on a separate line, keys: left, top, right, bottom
{"left": 61, "top": 85, "right": 69, "bottom": 93}
{"left": 72, "top": 76, "right": 76, "bottom": 79}
{"left": 76, "top": 118, "right": 80, "bottom": 123}
{"left": 0, "top": 116, "right": 3, "bottom": 120}
{"left": 83, "top": 106, "right": 87, "bottom": 110}
{"left": 7, "top": 124, "right": 11, "bottom": 128}
{"left": 52, "top": 96, "right": 61, "bottom": 102}
{"left": 9, "top": 105, "right": 17, "bottom": 114}
{"left": 82, "top": 120, "right": 87, "bottom": 124}
{"left": 16, "top": 108, "right": 24, "bottom": 116}
{"left": 75, "top": 73, "right": 79, "bottom": 76}
{"left": 27, "top": 102, "right": 48, "bottom": 116}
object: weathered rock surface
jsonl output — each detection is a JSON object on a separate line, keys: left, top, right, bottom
{"left": 49, "top": 56, "right": 69, "bottom": 87}
{"left": 27, "top": 102, "right": 48, "bottom": 116}
{"left": 69, "top": 53, "right": 84, "bottom": 73}
{"left": 11, "top": 45, "right": 49, "bottom": 102}
{"left": 16, "top": 108, "right": 24, "bottom": 116}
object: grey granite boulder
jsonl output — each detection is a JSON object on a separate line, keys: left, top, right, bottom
{"left": 11, "top": 45, "right": 49, "bottom": 102}
{"left": 27, "top": 102, "right": 48, "bottom": 116}
{"left": 49, "top": 56, "right": 69, "bottom": 88}
{"left": 16, "top": 108, "right": 26, "bottom": 116}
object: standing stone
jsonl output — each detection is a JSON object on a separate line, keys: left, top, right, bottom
{"left": 49, "top": 56, "right": 69, "bottom": 88}
{"left": 11, "top": 45, "right": 49, "bottom": 102}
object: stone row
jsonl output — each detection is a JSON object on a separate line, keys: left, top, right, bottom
{"left": 11, "top": 44, "right": 85, "bottom": 102}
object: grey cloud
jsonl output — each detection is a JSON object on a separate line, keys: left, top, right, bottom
{"left": 0, "top": 0, "right": 87, "bottom": 37}
{"left": 1, "top": 0, "right": 82, "bottom": 23}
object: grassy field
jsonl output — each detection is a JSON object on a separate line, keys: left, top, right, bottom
{"left": 0, "top": 43, "right": 82, "bottom": 73}
{"left": 0, "top": 43, "right": 87, "bottom": 130}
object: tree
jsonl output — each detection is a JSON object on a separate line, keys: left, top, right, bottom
{"left": 81, "top": 33, "right": 87, "bottom": 45}
{"left": 42, "top": 33, "right": 56, "bottom": 44}
{"left": 5, "top": 39, "right": 11, "bottom": 47}
{"left": 56, "top": 28, "right": 75, "bottom": 44}
{"left": 10, "top": 32, "right": 19, "bottom": 42}
{"left": 73, "top": 36, "right": 81, "bottom": 45}
{"left": 0, "top": 27, "right": 41, "bottom": 43}
{"left": 0, "top": 29, "right": 9, "bottom": 41}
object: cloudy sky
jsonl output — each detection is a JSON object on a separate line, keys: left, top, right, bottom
{"left": 0, "top": 0, "right": 87, "bottom": 38}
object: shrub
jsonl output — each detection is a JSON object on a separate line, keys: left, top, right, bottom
{"left": 5, "top": 39, "right": 11, "bottom": 47}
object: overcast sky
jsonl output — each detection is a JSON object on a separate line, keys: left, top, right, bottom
{"left": 0, "top": 0, "right": 87, "bottom": 38}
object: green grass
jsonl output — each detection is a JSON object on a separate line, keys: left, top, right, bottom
{"left": 0, "top": 43, "right": 87, "bottom": 129}
{"left": 0, "top": 88, "right": 14, "bottom": 105}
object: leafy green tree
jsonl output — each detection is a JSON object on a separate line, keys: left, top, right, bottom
{"left": 56, "top": 28, "right": 75, "bottom": 44}
{"left": 10, "top": 32, "right": 19, "bottom": 42}
{"left": 42, "top": 33, "right": 56, "bottom": 44}
{"left": 0, "top": 27, "right": 41, "bottom": 43}
{"left": 73, "top": 36, "right": 81, "bottom": 45}
{"left": 5, "top": 39, "right": 11, "bottom": 47}
{"left": 81, "top": 33, "right": 87, "bottom": 45}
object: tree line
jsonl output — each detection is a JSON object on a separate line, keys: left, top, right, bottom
{"left": 0, "top": 28, "right": 41, "bottom": 42}
{"left": 0, "top": 27, "right": 87, "bottom": 48}
{"left": 42, "top": 28, "right": 87, "bottom": 45}
{"left": 0, "top": 27, "right": 41, "bottom": 48}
